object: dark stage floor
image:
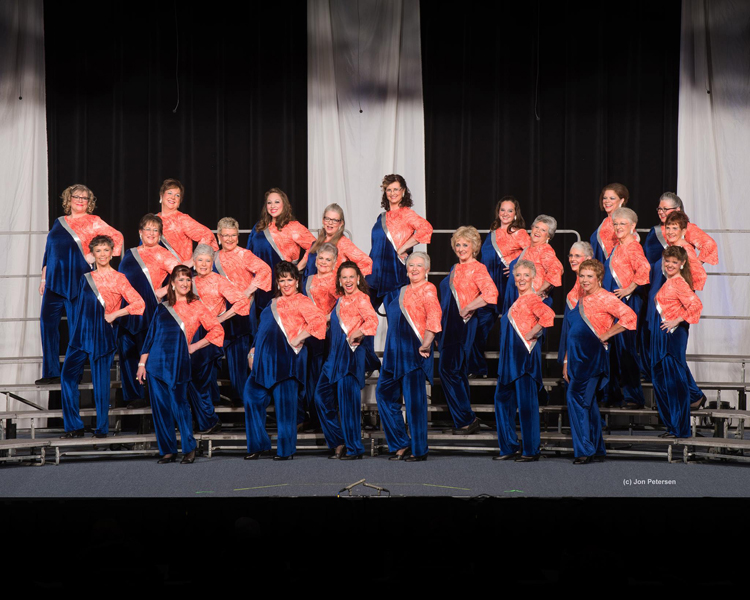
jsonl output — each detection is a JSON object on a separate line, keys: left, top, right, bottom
{"left": 3, "top": 450, "right": 749, "bottom": 498}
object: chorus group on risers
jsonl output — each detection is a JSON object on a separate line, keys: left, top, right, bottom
{"left": 37, "top": 176, "right": 715, "bottom": 465}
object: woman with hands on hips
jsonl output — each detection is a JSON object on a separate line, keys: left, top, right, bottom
{"left": 243, "top": 262, "right": 326, "bottom": 461}
{"left": 136, "top": 266, "right": 224, "bottom": 464}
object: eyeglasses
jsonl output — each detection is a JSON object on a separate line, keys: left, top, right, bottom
{"left": 656, "top": 207, "right": 678, "bottom": 214}
{"left": 71, "top": 195, "right": 89, "bottom": 201}
{"left": 141, "top": 228, "right": 160, "bottom": 234}
{"left": 568, "top": 253, "right": 586, "bottom": 259}
{"left": 219, "top": 233, "right": 239, "bottom": 239}
{"left": 386, "top": 188, "right": 402, "bottom": 195}
{"left": 323, "top": 217, "right": 342, "bottom": 224}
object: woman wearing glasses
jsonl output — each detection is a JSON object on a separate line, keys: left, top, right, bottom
{"left": 367, "top": 174, "right": 433, "bottom": 310}
{"left": 304, "top": 203, "right": 372, "bottom": 280}
{"left": 38, "top": 185, "right": 124, "bottom": 385}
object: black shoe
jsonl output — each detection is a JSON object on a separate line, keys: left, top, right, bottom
{"left": 514, "top": 454, "right": 540, "bottom": 462}
{"left": 339, "top": 453, "right": 363, "bottom": 461}
{"left": 389, "top": 448, "right": 412, "bottom": 461}
{"left": 126, "top": 399, "right": 148, "bottom": 409}
{"left": 180, "top": 450, "right": 196, "bottom": 464}
{"left": 92, "top": 432, "right": 107, "bottom": 439}
{"left": 35, "top": 376, "right": 61, "bottom": 386}
{"left": 59, "top": 429, "right": 84, "bottom": 439}
{"left": 273, "top": 455, "right": 294, "bottom": 461}
{"left": 493, "top": 451, "right": 519, "bottom": 461}
{"left": 691, "top": 394, "right": 707, "bottom": 410}
{"left": 658, "top": 432, "right": 676, "bottom": 438}
{"left": 244, "top": 450, "right": 271, "bottom": 460}
{"left": 157, "top": 454, "right": 176, "bottom": 464}
{"left": 453, "top": 418, "right": 480, "bottom": 436}
{"left": 329, "top": 445, "right": 345, "bottom": 460}
{"left": 404, "top": 454, "right": 426, "bottom": 462}
{"left": 573, "top": 455, "right": 593, "bottom": 465}
{"left": 200, "top": 421, "right": 222, "bottom": 434}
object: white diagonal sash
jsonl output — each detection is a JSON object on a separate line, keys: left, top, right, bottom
{"left": 490, "top": 230, "right": 509, "bottom": 268}
{"left": 214, "top": 252, "right": 231, "bottom": 282}
{"left": 84, "top": 272, "right": 105, "bottom": 308}
{"left": 449, "top": 267, "right": 471, "bottom": 324}
{"left": 58, "top": 217, "right": 93, "bottom": 270}
{"left": 305, "top": 276, "right": 315, "bottom": 305}
{"left": 159, "top": 234, "right": 181, "bottom": 261}
{"left": 131, "top": 248, "right": 159, "bottom": 301}
{"left": 507, "top": 302, "right": 535, "bottom": 354}
{"left": 655, "top": 225, "right": 668, "bottom": 249}
{"left": 578, "top": 297, "right": 607, "bottom": 349}
{"left": 335, "top": 300, "right": 358, "bottom": 352}
{"left": 381, "top": 211, "right": 405, "bottom": 265}
{"left": 271, "top": 298, "right": 301, "bottom": 354}
{"left": 165, "top": 303, "right": 188, "bottom": 343}
{"left": 609, "top": 245, "right": 631, "bottom": 301}
{"left": 655, "top": 299, "right": 677, "bottom": 334}
{"left": 398, "top": 286, "right": 423, "bottom": 344}
{"left": 264, "top": 228, "right": 288, "bottom": 262}
{"left": 596, "top": 221, "right": 611, "bottom": 259}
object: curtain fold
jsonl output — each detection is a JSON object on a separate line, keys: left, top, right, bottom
{"left": 677, "top": 0, "right": 750, "bottom": 400}
{"left": 0, "top": 0, "right": 48, "bottom": 407}
{"left": 307, "top": 0, "right": 426, "bottom": 252}
{"left": 308, "top": 0, "right": 426, "bottom": 356}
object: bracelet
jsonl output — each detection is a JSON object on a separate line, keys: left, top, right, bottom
{"left": 138, "top": 363, "right": 145, "bottom": 367}
{"left": 563, "top": 360, "right": 567, "bottom": 364}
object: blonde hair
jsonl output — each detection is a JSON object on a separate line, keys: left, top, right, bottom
{"left": 451, "top": 226, "right": 482, "bottom": 258}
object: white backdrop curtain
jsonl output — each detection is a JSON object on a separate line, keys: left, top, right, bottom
{"left": 307, "top": 0, "right": 426, "bottom": 353}
{"left": 678, "top": 0, "right": 750, "bottom": 403}
{"left": 0, "top": 0, "right": 48, "bottom": 410}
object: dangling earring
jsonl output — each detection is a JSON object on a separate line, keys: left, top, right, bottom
{"left": 680, "top": 264, "right": 684, "bottom": 270}
{"left": 171, "top": 285, "right": 176, "bottom": 290}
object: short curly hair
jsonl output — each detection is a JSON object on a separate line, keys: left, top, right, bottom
{"left": 61, "top": 184, "right": 96, "bottom": 215}
{"left": 578, "top": 258, "right": 604, "bottom": 283}
{"left": 451, "top": 226, "right": 482, "bottom": 258}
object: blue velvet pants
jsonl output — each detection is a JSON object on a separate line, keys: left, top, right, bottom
{"left": 566, "top": 374, "right": 607, "bottom": 458}
{"left": 315, "top": 372, "right": 364, "bottom": 457}
{"left": 40, "top": 289, "right": 74, "bottom": 378}
{"left": 60, "top": 347, "right": 114, "bottom": 434}
{"left": 187, "top": 361, "right": 221, "bottom": 432}
{"left": 376, "top": 369, "right": 428, "bottom": 458}
{"left": 494, "top": 374, "right": 540, "bottom": 457}
{"left": 438, "top": 343, "right": 476, "bottom": 428}
{"left": 148, "top": 376, "right": 196, "bottom": 455}
{"left": 243, "top": 378, "right": 299, "bottom": 457}
{"left": 118, "top": 329, "right": 147, "bottom": 403}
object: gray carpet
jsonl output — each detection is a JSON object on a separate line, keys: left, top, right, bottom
{"left": 3, "top": 450, "right": 749, "bottom": 497}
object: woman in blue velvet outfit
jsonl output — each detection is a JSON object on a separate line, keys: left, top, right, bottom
{"left": 650, "top": 246, "right": 703, "bottom": 438}
{"left": 60, "top": 235, "right": 144, "bottom": 438}
{"left": 38, "top": 184, "right": 123, "bottom": 385}
{"left": 315, "top": 262, "right": 380, "bottom": 460}
{"left": 438, "top": 226, "right": 499, "bottom": 435}
{"left": 557, "top": 242, "right": 594, "bottom": 370}
{"left": 562, "top": 259, "right": 637, "bottom": 464}
{"left": 136, "top": 266, "right": 224, "bottom": 464}
{"left": 376, "top": 252, "right": 442, "bottom": 462}
{"left": 493, "top": 260, "right": 555, "bottom": 461}
{"left": 366, "top": 174, "right": 433, "bottom": 310}
{"left": 243, "top": 262, "right": 326, "bottom": 460}
{"left": 471, "top": 196, "right": 529, "bottom": 376}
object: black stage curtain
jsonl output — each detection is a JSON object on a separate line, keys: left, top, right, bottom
{"left": 422, "top": 0, "right": 681, "bottom": 276}
{"left": 44, "top": 0, "right": 308, "bottom": 251}
{"left": 422, "top": 0, "right": 680, "bottom": 387}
